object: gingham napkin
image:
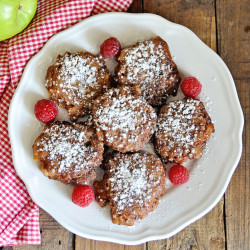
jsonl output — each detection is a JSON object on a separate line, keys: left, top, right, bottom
{"left": 0, "top": 0, "right": 133, "bottom": 246}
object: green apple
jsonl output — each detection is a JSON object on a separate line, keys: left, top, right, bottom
{"left": 0, "top": 0, "right": 37, "bottom": 41}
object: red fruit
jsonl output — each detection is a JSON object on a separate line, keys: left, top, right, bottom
{"left": 180, "top": 77, "right": 202, "bottom": 98}
{"left": 72, "top": 185, "right": 95, "bottom": 207}
{"left": 100, "top": 37, "right": 121, "bottom": 58}
{"left": 169, "top": 165, "right": 189, "bottom": 185}
{"left": 34, "top": 99, "right": 58, "bottom": 123}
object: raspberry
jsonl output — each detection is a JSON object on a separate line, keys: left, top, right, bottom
{"left": 100, "top": 37, "right": 121, "bottom": 58}
{"left": 169, "top": 165, "right": 189, "bottom": 185}
{"left": 72, "top": 185, "right": 95, "bottom": 207}
{"left": 34, "top": 99, "right": 58, "bottom": 123}
{"left": 180, "top": 77, "right": 202, "bottom": 98}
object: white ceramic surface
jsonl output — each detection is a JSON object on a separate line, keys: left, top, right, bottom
{"left": 8, "top": 13, "right": 244, "bottom": 245}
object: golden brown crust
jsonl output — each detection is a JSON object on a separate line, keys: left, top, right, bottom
{"left": 155, "top": 98, "right": 215, "bottom": 164}
{"left": 45, "top": 52, "right": 111, "bottom": 121}
{"left": 94, "top": 152, "right": 166, "bottom": 226}
{"left": 115, "top": 36, "right": 181, "bottom": 106}
{"left": 33, "top": 121, "right": 104, "bottom": 184}
{"left": 92, "top": 85, "right": 157, "bottom": 153}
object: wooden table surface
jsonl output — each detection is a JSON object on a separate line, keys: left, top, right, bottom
{"left": 2, "top": 0, "right": 249, "bottom": 249}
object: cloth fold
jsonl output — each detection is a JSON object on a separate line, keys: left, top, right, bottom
{"left": 0, "top": 0, "right": 133, "bottom": 246}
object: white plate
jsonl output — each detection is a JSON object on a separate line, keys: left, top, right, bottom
{"left": 8, "top": 13, "right": 244, "bottom": 245}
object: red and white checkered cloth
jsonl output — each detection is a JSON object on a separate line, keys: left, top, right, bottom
{"left": 0, "top": 0, "right": 133, "bottom": 246}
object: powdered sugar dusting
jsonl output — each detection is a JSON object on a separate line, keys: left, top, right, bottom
{"left": 119, "top": 40, "right": 172, "bottom": 84}
{"left": 94, "top": 87, "right": 157, "bottom": 146}
{"left": 156, "top": 98, "right": 204, "bottom": 158}
{"left": 45, "top": 52, "right": 110, "bottom": 120}
{"left": 116, "top": 37, "right": 180, "bottom": 104}
{"left": 36, "top": 124, "right": 97, "bottom": 174}
{"left": 57, "top": 53, "right": 97, "bottom": 87}
{"left": 108, "top": 153, "right": 161, "bottom": 212}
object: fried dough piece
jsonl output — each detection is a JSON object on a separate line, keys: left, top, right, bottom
{"left": 94, "top": 152, "right": 166, "bottom": 226}
{"left": 92, "top": 85, "right": 157, "bottom": 153}
{"left": 155, "top": 98, "right": 215, "bottom": 164}
{"left": 45, "top": 52, "right": 110, "bottom": 121}
{"left": 33, "top": 121, "right": 104, "bottom": 184}
{"left": 115, "top": 36, "right": 181, "bottom": 105}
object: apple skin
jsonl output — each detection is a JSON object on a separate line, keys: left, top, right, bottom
{"left": 0, "top": 0, "right": 37, "bottom": 41}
